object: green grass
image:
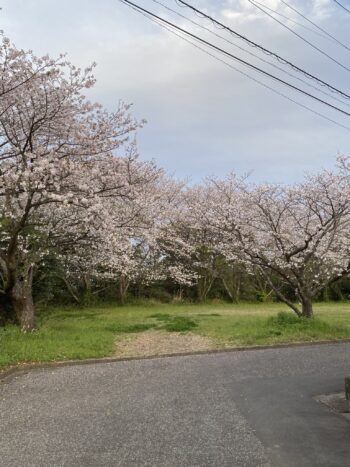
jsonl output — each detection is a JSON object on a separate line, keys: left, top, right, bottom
{"left": 104, "top": 323, "right": 154, "bottom": 333}
{"left": 161, "top": 316, "right": 198, "bottom": 332}
{"left": 1, "top": 302, "right": 350, "bottom": 370}
{"left": 148, "top": 313, "right": 171, "bottom": 320}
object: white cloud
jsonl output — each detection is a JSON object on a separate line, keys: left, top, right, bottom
{"left": 1, "top": 0, "right": 349, "bottom": 182}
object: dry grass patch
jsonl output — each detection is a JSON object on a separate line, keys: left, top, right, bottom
{"left": 115, "top": 330, "right": 217, "bottom": 357}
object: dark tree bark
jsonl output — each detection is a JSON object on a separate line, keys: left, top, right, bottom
{"left": 301, "top": 296, "right": 314, "bottom": 319}
{"left": 10, "top": 266, "right": 35, "bottom": 331}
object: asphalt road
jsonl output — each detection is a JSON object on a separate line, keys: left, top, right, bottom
{"left": 1, "top": 343, "right": 350, "bottom": 467}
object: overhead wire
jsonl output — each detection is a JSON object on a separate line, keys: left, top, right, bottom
{"left": 246, "top": 0, "right": 350, "bottom": 72}
{"left": 333, "top": 0, "right": 350, "bottom": 14}
{"left": 175, "top": 0, "right": 350, "bottom": 100}
{"left": 119, "top": 0, "right": 350, "bottom": 118}
{"left": 276, "top": 0, "right": 350, "bottom": 51}
{"left": 251, "top": 0, "right": 332, "bottom": 42}
{"left": 150, "top": 0, "right": 350, "bottom": 109}
{"left": 119, "top": 0, "right": 350, "bottom": 131}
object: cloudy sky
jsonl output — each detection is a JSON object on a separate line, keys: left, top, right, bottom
{"left": 1, "top": 0, "right": 350, "bottom": 182}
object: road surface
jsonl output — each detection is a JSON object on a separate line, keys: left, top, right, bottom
{"left": 1, "top": 343, "right": 350, "bottom": 466}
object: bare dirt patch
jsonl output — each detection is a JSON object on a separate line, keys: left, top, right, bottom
{"left": 114, "top": 330, "right": 217, "bottom": 357}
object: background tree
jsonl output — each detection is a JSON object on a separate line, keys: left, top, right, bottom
{"left": 191, "top": 173, "right": 350, "bottom": 318}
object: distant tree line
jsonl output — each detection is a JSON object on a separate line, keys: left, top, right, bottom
{"left": 33, "top": 255, "right": 350, "bottom": 308}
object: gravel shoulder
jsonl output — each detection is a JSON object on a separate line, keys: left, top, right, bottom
{"left": 114, "top": 330, "right": 217, "bottom": 357}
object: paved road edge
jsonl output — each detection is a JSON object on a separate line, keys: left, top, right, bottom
{"left": 2, "top": 338, "right": 350, "bottom": 385}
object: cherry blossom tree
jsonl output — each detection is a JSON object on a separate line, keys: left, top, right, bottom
{"left": 154, "top": 188, "right": 202, "bottom": 298}
{"left": 97, "top": 175, "right": 188, "bottom": 303}
{"left": 0, "top": 35, "right": 151, "bottom": 330}
{"left": 191, "top": 172, "right": 350, "bottom": 318}
{"left": 3, "top": 33, "right": 350, "bottom": 328}
{"left": 52, "top": 170, "right": 186, "bottom": 306}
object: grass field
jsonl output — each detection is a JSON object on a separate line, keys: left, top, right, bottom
{"left": 1, "top": 302, "right": 350, "bottom": 370}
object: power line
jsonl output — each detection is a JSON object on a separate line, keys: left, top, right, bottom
{"left": 333, "top": 0, "right": 350, "bottom": 14}
{"left": 119, "top": 0, "right": 350, "bottom": 119}
{"left": 277, "top": 0, "right": 350, "bottom": 51}
{"left": 175, "top": 0, "right": 350, "bottom": 100}
{"left": 151, "top": 0, "right": 350, "bottom": 109}
{"left": 119, "top": 0, "right": 350, "bottom": 132}
{"left": 252, "top": 0, "right": 332, "bottom": 42}
{"left": 247, "top": 0, "right": 350, "bottom": 72}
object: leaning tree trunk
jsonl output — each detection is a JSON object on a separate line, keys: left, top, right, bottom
{"left": 222, "top": 277, "right": 240, "bottom": 303}
{"left": 10, "top": 266, "right": 35, "bottom": 331}
{"left": 301, "top": 296, "right": 313, "bottom": 319}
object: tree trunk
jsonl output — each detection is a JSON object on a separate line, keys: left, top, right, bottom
{"left": 197, "top": 275, "right": 214, "bottom": 302}
{"left": 10, "top": 266, "right": 35, "bottom": 331}
{"left": 57, "top": 275, "right": 81, "bottom": 304}
{"left": 222, "top": 277, "right": 240, "bottom": 303}
{"left": 119, "top": 276, "right": 130, "bottom": 305}
{"left": 174, "top": 286, "right": 183, "bottom": 302}
{"left": 301, "top": 296, "right": 313, "bottom": 319}
{"left": 262, "top": 271, "right": 302, "bottom": 317}
{"left": 81, "top": 273, "right": 92, "bottom": 306}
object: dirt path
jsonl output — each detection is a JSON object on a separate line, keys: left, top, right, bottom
{"left": 114, "top": 330, "right": 217, "bottom": 357}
